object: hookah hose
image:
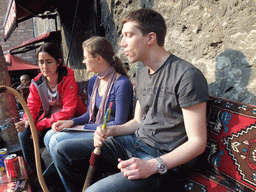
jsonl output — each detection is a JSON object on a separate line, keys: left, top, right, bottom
{"left": 0, "top": 85, "right": 49, "bottom": 192}
{"left": 82, "top": 102, "right": 113, "bottom": 191}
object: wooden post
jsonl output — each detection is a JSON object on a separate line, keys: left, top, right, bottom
{"left": 0, "top": 45, "right": 20, "bottom": 152}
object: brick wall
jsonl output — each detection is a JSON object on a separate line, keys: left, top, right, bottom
{"left": 0, "top": 0, "right": 36, "bottom": 64}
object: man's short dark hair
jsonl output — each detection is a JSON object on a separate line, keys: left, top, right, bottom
{"left": 121, "top": 9, "right": 167, "bottom": 47}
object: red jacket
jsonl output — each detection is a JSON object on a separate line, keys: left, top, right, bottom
{"left": 23, "top": 66, "right": 87, "bottom": 131}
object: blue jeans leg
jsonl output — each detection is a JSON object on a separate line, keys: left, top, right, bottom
{"left": 44, "top": 129, "right": 94, "bottom": 157}
{"left": 44, "top": 129, "right": 55, "bottom": 151}
{"left": 18, "top": 128, "right": 36, "bottom": 171}
{"left": 85, "top": 135, "right": 163, "bottom": 192}
{"left": 53, "top": 138, "right": 96, "bottom": 192}
{"left": 53, "top": 134, "right": 151, "bottom": 192}
{"left": 85, "top": 171, "right": 161, "bottom": 192}
{"left": 85, "top": 135, "right": 194, "bottom": 192}
{"left": 53, "top": 134, "right": 195, "bottom": 192}
{"left": 18, "top": 128, "right": 48, "bottom": 172}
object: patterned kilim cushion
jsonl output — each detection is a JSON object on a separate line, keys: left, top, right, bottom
{"left": 184, "top": 173, "right": 231, "bottom": 191}
{"left": 183, "top": 96, "right": 256, "bottom": 192}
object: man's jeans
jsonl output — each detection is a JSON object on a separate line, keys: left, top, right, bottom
{"left": 52, "top": 134, "right": 196, "bottom": 192}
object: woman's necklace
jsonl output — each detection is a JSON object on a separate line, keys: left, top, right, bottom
{"left": 98, "top": 81, "right": 108, "bottom": 93}
{"left": 47, "top": 80, "right": 57, "bottom": 91}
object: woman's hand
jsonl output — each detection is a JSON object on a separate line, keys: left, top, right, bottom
{"left": 52, "top": 120, "right": 74, "bottom": 132}
{"left": 118, "top": 158, "right": 158, "bottom": 180}
{"left": 15, "top": 121, "right": 29, "bottom": 132}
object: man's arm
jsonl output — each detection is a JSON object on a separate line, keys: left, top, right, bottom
{"left": 111, "top": 99, "right": 143, "bottom": 136}
{"left": 94, "top": 100, "right": 143, "bottom": 147}
{"left": 118, "top": 102, "right": 207, "bottom": 180}
{"left": 156, "top": 101, "right": 207, "bottom": 169}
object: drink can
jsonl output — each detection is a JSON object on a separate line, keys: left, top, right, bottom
{"left": 0, "top": 148, "right": 8, "bottom": 172}
{"left": 4, "top": 154, "right": 20, "bottom": 179}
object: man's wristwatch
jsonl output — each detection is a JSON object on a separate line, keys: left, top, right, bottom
{"left": 156, "top": 157, "right": 167, "bottom": 174}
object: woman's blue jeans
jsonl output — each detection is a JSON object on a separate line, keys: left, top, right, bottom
{"left": 43, "top": 129, "right": 94, "bottom": 191}
{"left": 52, "top": 134, "right": 195, "bottom": 192}
{"left": 44, "top": 129, "right": 94, "bottom": 156}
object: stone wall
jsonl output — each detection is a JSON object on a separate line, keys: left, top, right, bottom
{"left": 3, "top": 0, "right": 255, "bottom": 105}
{"left": 100, "top": 0, "right": 256, "bottom": 105}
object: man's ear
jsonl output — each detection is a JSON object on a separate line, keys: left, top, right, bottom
{"left": 96, "top": 54, "right": 103, "bottom": 62}
{"left": 147, "top": 32, "right": 157, "bottom": 45}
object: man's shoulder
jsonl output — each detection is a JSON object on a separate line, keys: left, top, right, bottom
{"left": 166, "top": 55, "right": 203, "bottom": 78}
{"left": 166, "top": 54, "right": 194, "bottom": 69}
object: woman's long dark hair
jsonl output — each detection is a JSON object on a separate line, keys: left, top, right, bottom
{"left": 82, "top": 36, "right": 128, "bottom": 77}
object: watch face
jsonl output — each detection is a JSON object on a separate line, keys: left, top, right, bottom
{"left": 157, "top": 157, "right": 167, "bottom": 174}
{"left": 159, "top": 164, "right": 167, "bottom": 174}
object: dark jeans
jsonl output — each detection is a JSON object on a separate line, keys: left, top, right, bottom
{"left": 53, "top": 134, "right": 196, "bottom": 192}
{"left": 18, "top": 128, "right": 48, "bottom": 173}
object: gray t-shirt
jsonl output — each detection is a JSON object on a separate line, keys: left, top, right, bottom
{"left": 135, "top": 54, "right": 209, "bottom": 152}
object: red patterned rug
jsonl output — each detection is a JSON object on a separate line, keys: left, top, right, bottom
{"left": 184, "top": 96, "right": 256, "bottom": 192}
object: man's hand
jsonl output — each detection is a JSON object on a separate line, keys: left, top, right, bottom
{"left": 93, "top": 125, "right": 109, "bottom": 148}
{"left": 52, "top": 120, "right": 74, "bottom": 132}
{"left": 117, "top": 158, "right": 158, "bottom": 180}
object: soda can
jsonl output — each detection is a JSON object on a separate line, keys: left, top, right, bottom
{"left": 4, "top": 154, "right": 20, "bottom": 179}
{"left": 0, "top": 148, "right": 8, "bottom": 172}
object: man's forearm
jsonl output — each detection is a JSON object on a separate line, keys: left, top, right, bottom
{"left": 157, "top": 138, "right": 206, "bottom": 170}
{"left": 109, "top": 119, "right": 140, "bottom": 136}
{"left": 109, "top": 100, "right": 142, "bottom": 136}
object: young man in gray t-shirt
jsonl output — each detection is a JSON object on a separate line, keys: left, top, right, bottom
{"left": 53, "top": 9, "right": 209, "bottom": 192}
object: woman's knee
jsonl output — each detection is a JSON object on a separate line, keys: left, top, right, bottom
{"left": 44, "top": 129, "right": 55, "bottom": 150}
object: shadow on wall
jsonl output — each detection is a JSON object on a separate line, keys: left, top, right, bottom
{"left": 208, "top": 49, "right": 256, "bottom": 105}
{"left": 141, "top": 0, "right": 154, "bottom": 8}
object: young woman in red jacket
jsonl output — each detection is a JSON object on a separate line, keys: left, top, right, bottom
{"left": 15, "top": 42, "right": 86, "bottom": 172}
